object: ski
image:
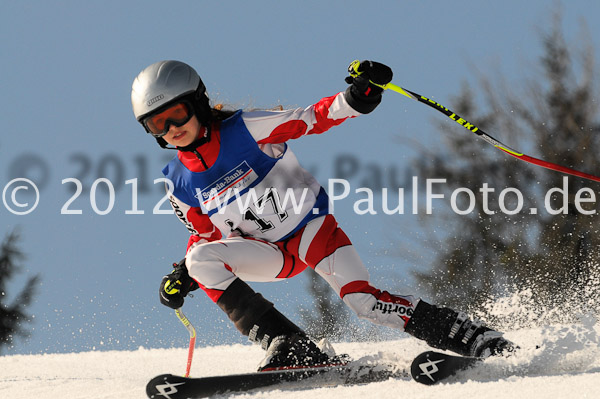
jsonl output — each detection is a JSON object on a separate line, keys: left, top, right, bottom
{"left": 410, "top": 350, "right": 482, "bottom": 385}
{"left": 146, "top": 361, "right": 408, "bottom": 398}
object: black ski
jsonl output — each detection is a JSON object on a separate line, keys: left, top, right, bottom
{"left": 410, "top": 350, "right": 482, "bottom": 385}
{"left": 147, "top": 361, "right": 408, "bottom": 398}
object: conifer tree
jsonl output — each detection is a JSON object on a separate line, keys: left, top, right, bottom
{"left": 0, "top": 230, "right": 39, "bottom": 353}
{"left": 412, "top": 14, "right": 600, "bottom": 326}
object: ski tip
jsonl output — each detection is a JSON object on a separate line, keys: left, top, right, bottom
{"left": 146, "top": 374, "right": 181, "bottom": 398}
{"left": 410, "top": 351, "right": 481, "bottom": 385}
{"left": 410, "top": 352, "right": 441, "bottom": 385}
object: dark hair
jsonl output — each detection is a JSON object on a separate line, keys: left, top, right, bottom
{"left": 211, "top": 104, "right": 237, "bottom": 121}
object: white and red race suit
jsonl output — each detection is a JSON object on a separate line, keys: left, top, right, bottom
{"left": 163, "top": 92, "right": 418, "bottom": 330}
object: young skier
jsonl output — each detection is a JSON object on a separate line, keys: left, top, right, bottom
{"left": 131, "top": 60, "right": 514, "bottom": 371}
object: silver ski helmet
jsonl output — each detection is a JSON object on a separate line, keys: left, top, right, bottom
{"left": 131, "top": 60, "right": 211, "bottom": 147}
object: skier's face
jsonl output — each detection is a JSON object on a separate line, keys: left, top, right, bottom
{"left": 162, "top": 114, "right": 205, "bottom": 147}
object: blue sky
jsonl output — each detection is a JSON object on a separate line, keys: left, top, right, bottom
{"left": 2, "top": 1, "right": 599, "bottom": 354}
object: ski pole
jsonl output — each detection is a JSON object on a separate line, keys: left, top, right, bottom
{"left": 175, "top": 307, "right": 196, "bottom": 377}
{"left": 348, "top": 60, "right": 600, "bottom": 184}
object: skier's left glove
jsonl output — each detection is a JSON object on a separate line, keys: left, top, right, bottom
{"left": 159, "top": 258, "right": 199, "bottom": 309}
{"left": 344, "top": 60, "right": 393, "bottom": 114}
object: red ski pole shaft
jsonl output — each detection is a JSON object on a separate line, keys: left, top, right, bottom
{"left": 175, "top": 307, "right": 196, "bottom": 377}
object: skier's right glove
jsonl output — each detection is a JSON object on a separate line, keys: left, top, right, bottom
{"left": 159, "top": 258, "right": 199, "bottom": 309}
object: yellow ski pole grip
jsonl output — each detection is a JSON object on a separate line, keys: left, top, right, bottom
{"left": 348, "top": 59, "right": 362, "bottom": 76}
{"left": 348, "top": 59, "right": 413, "bottom": 98}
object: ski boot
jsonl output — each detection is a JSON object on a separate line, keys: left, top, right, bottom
{"left": 404, "top": 300, "right": 516, "bottom": 358}
{"left": 216, "top": 278, "right": 348, "bottom": 371}
{"left": 257, "top": 333, "right": 347, "bottom": 371}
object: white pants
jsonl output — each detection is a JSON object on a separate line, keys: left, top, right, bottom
{"left": 186, "top": 214, "right": 418, "bottom": 330}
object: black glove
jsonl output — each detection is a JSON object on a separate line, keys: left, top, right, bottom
{"left": 344, "top": 60, "right": 393, "bottom": 114}
{"left": 159, "top": 258, "right": 199, "bottom": 309}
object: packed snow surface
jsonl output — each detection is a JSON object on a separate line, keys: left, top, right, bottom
{"left": 1, "top": 318, "right": 599, "bottom": 399}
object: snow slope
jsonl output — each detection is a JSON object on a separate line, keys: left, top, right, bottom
{"left": 2, "top": 319, "right": 599, "bottom": 399}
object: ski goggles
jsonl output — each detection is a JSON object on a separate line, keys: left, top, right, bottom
{"left": 142, "top": 101, "right": 194, "bottom": 138}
